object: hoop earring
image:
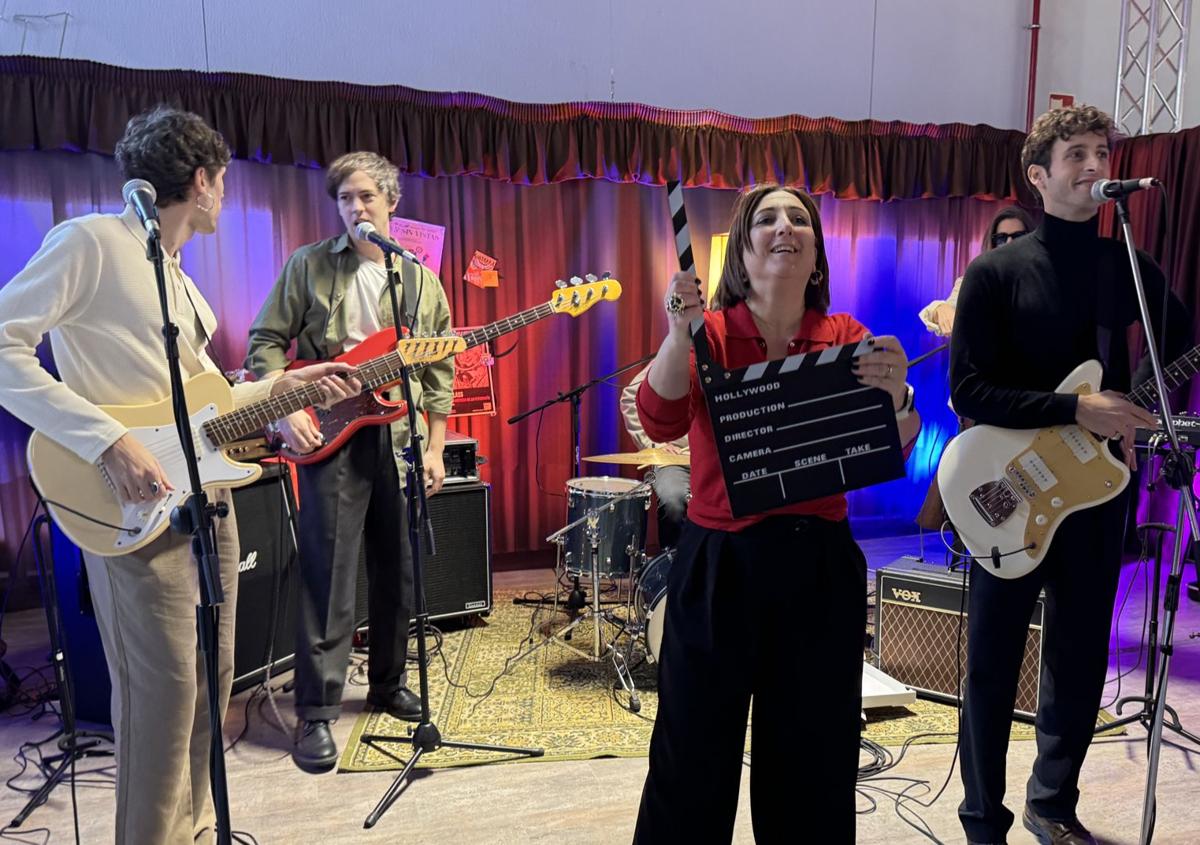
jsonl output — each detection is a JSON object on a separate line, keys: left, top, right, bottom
{"left": 809, "top": 270, "right": 823, "bottom": 286}
{"left": 195, "top": 193, "right": 215, "bottom": 213}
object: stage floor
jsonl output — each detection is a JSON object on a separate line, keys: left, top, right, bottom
{"left": 2, "top": 532, "right": 1199, "bottom": 844}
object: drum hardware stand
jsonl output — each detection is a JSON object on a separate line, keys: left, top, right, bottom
{"left": 10, "top": 513, "right": 114, "bottom": 831}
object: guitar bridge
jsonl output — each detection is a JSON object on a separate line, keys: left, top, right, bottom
{"left": 969, "top": 480, "right": 1022, "bottom": 528}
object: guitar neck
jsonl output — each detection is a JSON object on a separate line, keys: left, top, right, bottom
{"left": 204, "top": 300, "right": 561, "bottom": 445}
{"left": 461, "top": 302, "right": 557, "bottom": 347}
{"left": 1125, "top": 344, "right": 1200, "bottom": 409}
{"left": 203, "top": 383, "right": 327, "bottom": 446}
{"left": 341, "top": 301, "right": 560, "bottom": 393}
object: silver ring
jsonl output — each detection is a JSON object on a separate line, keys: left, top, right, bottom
{"left": 666, "top": 293, "right": 686, "bottom": 315}
{"left": 149, "top": 481, "right": 160, "bottom": 495}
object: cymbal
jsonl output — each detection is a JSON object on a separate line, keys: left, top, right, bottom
{"left": 583, "top": 448, "right": 689, "bottom": 467}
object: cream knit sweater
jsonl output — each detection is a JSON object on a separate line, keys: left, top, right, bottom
{"left": 0, "top": 206, "right": 272, "bottom": 464}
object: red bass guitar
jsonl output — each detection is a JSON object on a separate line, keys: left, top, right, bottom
{"left": 261, "top": 275, "right": 623, "bottom": 465}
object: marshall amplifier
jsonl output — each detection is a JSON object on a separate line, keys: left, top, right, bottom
{"left": 356, "top": 481, "right": 492, "bottom": 625}
{"left": 231, "top": 462, "right": 299, "bottom": 693}
{"left": 875, "top": 558, "right": 1044, "bottom": 720}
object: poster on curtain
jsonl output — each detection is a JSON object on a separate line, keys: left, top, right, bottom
{"left": 389, "top": 216, "right": 446, "bottom": 274}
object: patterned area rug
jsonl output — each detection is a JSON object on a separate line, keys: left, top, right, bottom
{"left": 338, "top": 590, "right": 1123, "bottom": 772}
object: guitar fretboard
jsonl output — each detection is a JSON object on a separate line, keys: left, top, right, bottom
{"left": 1126, "top": 343, "right": 1200, "bottom": 408}
{"left": 199, "top": 300, "right": 559, "bottom": 447}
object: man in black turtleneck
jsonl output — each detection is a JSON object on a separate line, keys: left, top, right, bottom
{"left": 950, "top": 105, "right": 1191, "bottom": 845}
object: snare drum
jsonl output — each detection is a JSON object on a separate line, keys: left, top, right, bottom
{"left": 561, "top": 477, "right": 650, "bottom": 576}
{"left": 636, "top": 548, "right": 675, "bottom": 662}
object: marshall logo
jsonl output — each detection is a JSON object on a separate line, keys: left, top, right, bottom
{"left": 238, "top": 550, "right": 259, "bottom": 574}
{"left": 891, "top": 587, "right": 922, "bottom": 603}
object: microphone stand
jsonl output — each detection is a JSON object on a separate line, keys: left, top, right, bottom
{"left": 508, "top": 353, "right": 656, "bottom": 479}
{"left": 1110, "top": 195, "right": 1200, "bottom": 845}
{"left": 361, "top": 253, "right": 543, "bottom": 829}
{"left": 146, "top": 228, "right": 234, "bottom": 845}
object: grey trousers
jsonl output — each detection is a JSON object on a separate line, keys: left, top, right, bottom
{"left": 292, "top": 424, "right": 414, "bottom": 721}
{"left": 83, "top": 489, "right": 238, "bottom": 845}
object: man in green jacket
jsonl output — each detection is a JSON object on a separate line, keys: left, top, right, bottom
{"left": 246, "top": 152, "right": 454, "bottom": 774}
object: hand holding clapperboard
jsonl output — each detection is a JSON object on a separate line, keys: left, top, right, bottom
{"left": 689, "top": 318, "right": 906, "bottom": 518}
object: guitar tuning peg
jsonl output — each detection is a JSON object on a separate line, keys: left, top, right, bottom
{"left": 585, "top": 273, "right": 598, "bottom": 283}
{"left": 601, "top": 271, "right": 612, "bottom": 280}
{"left": 570, "top": 275, "right": 583, "bottom": 286}
{"left": 553, "top": 279, "right": 566, "bottom": 289}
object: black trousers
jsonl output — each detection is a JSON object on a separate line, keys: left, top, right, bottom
{"left": 958, "top": 494, "right": 1126, "bottom": 842}
{"left": 634, "top": 515, "right": 866, "bottom": 844}
{"left": 292, "top": 425, "right": 414, "bottom": 722}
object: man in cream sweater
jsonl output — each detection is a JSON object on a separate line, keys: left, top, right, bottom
{"left": 0, "top": 106, "right": 356, "bottom": 844}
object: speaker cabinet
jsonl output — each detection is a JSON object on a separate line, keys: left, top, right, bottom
{"left": 356, "top": 482, "right": 492, "bottom": 625}
{"left": 875, "top": 558, "right": 1044, "bottom": 720}
{"left": 230, "top": 463, "right": 298, "bottom": 693}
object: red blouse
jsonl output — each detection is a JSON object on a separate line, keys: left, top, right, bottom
{"left": 637, "top": 301, "right": 901, "bottom": 531}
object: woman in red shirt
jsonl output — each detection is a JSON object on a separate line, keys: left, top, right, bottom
{"left": 633, "top": 185, "right": 920, "bottom": 843}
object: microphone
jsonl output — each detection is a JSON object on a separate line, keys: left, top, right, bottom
{"left": 354, "top": 221, "right": 422, "bottom": 264}
{"left": 122, "top": 179, "right": 160, "bottom": 235}
{"left": 1090, "top": 177, "right": 1161, "bottom": 202}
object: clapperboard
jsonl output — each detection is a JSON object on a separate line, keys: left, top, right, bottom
{"left": 692, "top": 320, "right": 905, "bottom": 517}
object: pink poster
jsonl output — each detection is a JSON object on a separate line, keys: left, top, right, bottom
{"left": 389, "top": 217, "right": 446, "bottom": 275}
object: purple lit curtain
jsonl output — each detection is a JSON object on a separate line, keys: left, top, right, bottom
{"left": 0, "top": 149, "right": 1011, "bottom": 592}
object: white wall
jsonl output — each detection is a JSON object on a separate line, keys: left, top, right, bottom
{"left": 1, "top": 0, "right": 1193, "bottom": 130}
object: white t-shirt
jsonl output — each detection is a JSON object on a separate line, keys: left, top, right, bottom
{"left": 342, "top": 260, "right": 392, "bottom": 351}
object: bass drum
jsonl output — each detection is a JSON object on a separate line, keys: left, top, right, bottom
{"left": 635, "top": 548, "right": 675, "bottom": 662}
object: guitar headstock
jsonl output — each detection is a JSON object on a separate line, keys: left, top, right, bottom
{"left": 395, "top": 335, "right": 468, "bottom": 365}
{"left": 550, "top": 273, "right": 622, "bottom": 316}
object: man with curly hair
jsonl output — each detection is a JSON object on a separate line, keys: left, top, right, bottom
{"left": 0, "top": 106, "right": 357, "bottom": 843}
{"left": 950, "top": 105, "right": 1191, "bottom": 845}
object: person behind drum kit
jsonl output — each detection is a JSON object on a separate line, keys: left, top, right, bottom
{"left": 633, "top": 183, "right": 921, "bottom": 843}
{"left": 620, "top": 363, "right": 690, "bottom": 548}
{"left": 918, "top": 205, "right": 1036, "bottom": 338}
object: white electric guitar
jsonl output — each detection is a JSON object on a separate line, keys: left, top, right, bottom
{"left": 938, "top": 344, "right": 1200, "bottom": 579}
{"left": 26, "top": 337, "right": 464, "bottom": 557}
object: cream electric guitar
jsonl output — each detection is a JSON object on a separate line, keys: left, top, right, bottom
{"left": 26, "top": 336, "right": 465, "bottom": 557}
{"left": 938, "top": 344, "right": 1200, "bottom": 579}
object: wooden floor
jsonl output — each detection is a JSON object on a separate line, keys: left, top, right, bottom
{"left": 2, "top": 534, "right": 1200, "bottom": 844}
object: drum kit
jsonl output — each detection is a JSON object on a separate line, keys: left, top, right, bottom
{"left": 539, "top": 448, "right": 688, "bottom": 710}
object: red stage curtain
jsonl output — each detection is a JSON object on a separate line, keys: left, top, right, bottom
{"left": 0, "top": 56, "right": 1034, "bottom": 202}
{"left": 0, "top": 150, "right": 1006, "bottom": 584}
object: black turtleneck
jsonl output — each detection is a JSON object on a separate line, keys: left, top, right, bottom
{"left": 949, "top": 212, "right": 1191, "bottom": 429}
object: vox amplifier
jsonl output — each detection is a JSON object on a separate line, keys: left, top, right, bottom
{"left": 875, "top": 558, "right": 1044, "bottom": 720}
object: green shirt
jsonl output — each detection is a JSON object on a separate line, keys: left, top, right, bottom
{"left": 245, "top": 233, "right": 454, "bottom": 473}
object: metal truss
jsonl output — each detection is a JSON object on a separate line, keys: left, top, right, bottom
{"left": 1115, "top": 0, "right": 1193, "bottom": 135}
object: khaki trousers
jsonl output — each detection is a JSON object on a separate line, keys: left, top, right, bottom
{"left": 83, "top": 490, "right": 238, "bottom": 845}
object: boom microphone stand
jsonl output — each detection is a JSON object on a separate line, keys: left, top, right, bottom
{"left": 360, "top": 253, "right": 543, "bottom": 829}
{"left": 1109, "top": 193, "right": 1200, "bottom": 844}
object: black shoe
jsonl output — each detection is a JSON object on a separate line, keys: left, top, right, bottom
{"left": 291, "top": 719, "right": 338, "bottom": 774}
{"left": 1022, "top": 806, "right": 1097, "bottom": 845}
{"left": 367, "top": 686, "right": 422, "bottom": 721}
